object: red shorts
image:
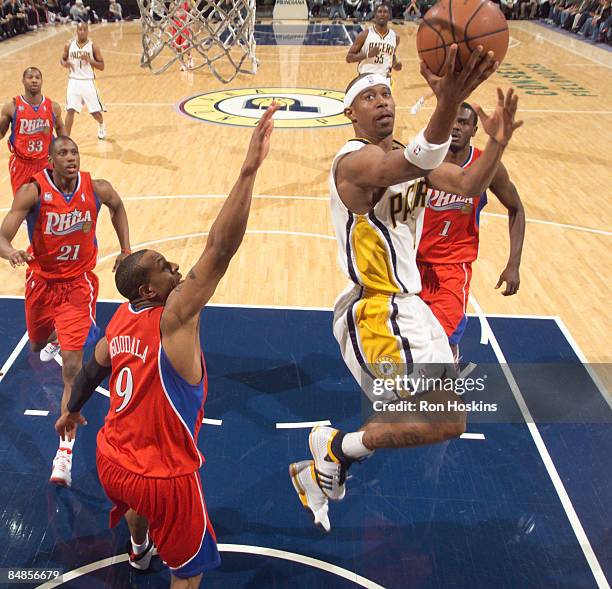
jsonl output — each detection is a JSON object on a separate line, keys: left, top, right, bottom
{"left": 9, "top": 155, "right": 48, "bottom": 196}
{"left": 96, "top": 451, "right": 221, "bottom": 578}
{"left": 24, "top": 270, "right": 99, "bottom": 350}
{"left": 418, "top": 262, "right": 472, "bottom": 345}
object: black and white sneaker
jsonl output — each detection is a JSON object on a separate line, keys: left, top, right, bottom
{"left": 308, "top": 426, "right": 349, "bottom": 501}
{"left": 126, "top": 538, "right": 156, "bottom": 571}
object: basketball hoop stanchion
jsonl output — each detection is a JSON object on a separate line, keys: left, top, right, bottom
{"left": 137, "top": 0, "right": 258, "bottom": 82}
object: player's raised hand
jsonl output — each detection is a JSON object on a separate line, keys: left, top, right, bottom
{"left": 474, "top": 88, "right": 523, "bottom": 146}
{"left": 112, "top": 252, "right": 130, "bottom": 273}
{"left": 420, "top": 44, "right": 498, "bottom": 106}
{"left": 55, "top": 410, "right": 88, "bottom": 442}
{"left": 7, "top": 249, "right": 34, "bottom": 267}
{"left": 241, "top": 102, "right": 280, "bottom": 176}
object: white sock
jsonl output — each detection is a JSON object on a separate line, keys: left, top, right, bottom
{"left": 59, "top": 436, "right": 75, "bottom": 451}
{"left": 131, "top": 533, "right": 149, "bottom": 555}
{"left": 341, "top": 431, "right": 373, "bottom": 460}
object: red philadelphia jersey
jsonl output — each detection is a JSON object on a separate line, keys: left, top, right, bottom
{"left": 26, "top": 169, "right": 99, "bottom": 279}
{"left": 8, "top": 96, "right": 54, "bottom": 161}
{"left": 97, "top": 303, "right": 207, "bottom": 478}
{"left": 418, "top": 147, "right": 488, "bottom": 264}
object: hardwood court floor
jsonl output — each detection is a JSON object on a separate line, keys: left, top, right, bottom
{"left": 0, "top": 20, "right": 610, "bottom": 372}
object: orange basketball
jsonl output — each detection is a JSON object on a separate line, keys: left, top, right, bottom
{"left": 416, "top": 0, "right": 509, "bottom": 76}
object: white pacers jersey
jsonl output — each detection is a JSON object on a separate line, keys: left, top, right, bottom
{"left": 358, "top": 27, "right": 397, "bottom": 77}
{"left": 330, "top": 139, "right": 429, "bottom": 295}
{"left": 68, "top": 39, "right": 95, "bottom": 80}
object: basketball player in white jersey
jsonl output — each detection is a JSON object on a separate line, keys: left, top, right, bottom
{"left": 61, "top": 22, "right": 106, "bottom": 139}
{"left": 346, "top": 4, "right": 401, "bottom": 78}
{"left": 290, "top": 46, "right": 523, "bottom": 532}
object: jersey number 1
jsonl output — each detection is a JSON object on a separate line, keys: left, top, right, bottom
{"left": 115, "top": 367, "right": 133, "bottom": 413}
{"left": 439, "top": 220, "right": 452, "bottom": 237}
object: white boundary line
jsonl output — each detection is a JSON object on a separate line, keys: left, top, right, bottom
{"left": 0, "top": 296, "right": 578, "bottom": 320}
{"left": 482, "top": 211, "right": 612, "bottom": 237}
{"left": 202, "top": 417, "right": 223, "bottom": 426}
{"left": 35, "top": 544, "right": 387, "bottom": 589}
{"left": 0, "top": 195, "right": 609, "bottom": 237}
{"left": 468, "top": 294, "right": 491, "bottom": 346}
{"left": 553, "top": 317, "right": 612, "bottom": 411}
{"left": 0, "top": 332, "right": 29, "bottom": 385}
{"left": 24, "top": 409, "right": 49, "bottom": 416}
{"left": 276, "top": 420, "right": 331, "bottom": 428}
{"left": 486, "top": 318, "right": 610, "bottom": 588}
{"left": 341, "top": 24, "right": 352, "bottom": 45}
{"left": 459, "top": 433, "right": 485, "bottom": 440}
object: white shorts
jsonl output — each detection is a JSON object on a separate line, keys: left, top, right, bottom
{"left": 66, "top": 78, "right": 105, "bottom": 114}
{"left": 333, "top": 284, "right": 455, "bottom": 402}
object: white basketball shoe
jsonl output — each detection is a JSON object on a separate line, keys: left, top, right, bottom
{"left": 50, "top": 449, "right": 72, "bottom": 487}
{"left": 40, "top": 341, "right": 60, "bottom": 362}
{"left": 289, "top": 460, "right": 331, "bottom": 533}
{"left": 309, "top": 426, "right": 348, "bottom": 501}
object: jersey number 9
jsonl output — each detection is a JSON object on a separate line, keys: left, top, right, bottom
{"left": 115, "top": 367, "right": 134, "bottom": 412}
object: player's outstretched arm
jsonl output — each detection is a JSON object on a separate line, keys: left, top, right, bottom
{"left": 490, "top": 162, "right": 525, "bottom": 295}
{"left": 163, "top": 103, "right": 280, "bottom": 324}
{"left": 55, "top": 337, "right": 111, "bottom": 441}
{"left": 427, "top": 88, "right": 523, "bottom": 197}
{"left": 0, "top": 183, "right": 38, "bottom": 267}
{"left": 94, "top": 179, "right": 132, "bottom": 271}
{"left": 52, "top": 102, "right": 66, "bottom": 137}
{"left": 346, "top": 30, "right": 374, "bottom": 63}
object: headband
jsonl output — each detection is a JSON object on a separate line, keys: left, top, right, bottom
{"left": 343, "top": 74, "right": 391, "bottom": 109}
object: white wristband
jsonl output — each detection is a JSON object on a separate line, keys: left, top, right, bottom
{"left": 404, "top": 129, "right": 452, "bottom": 170}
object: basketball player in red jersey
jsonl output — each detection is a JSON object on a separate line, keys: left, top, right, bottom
{"left": 418, "top": 102, "right": 525, "bottom": 360}
{"left": 0, "top": 67, "right": 65, "bottom": 196}
{"left": 54, "top": 104, "right": 279, "bottom": 587}
{"left": 0, "top": 136, "right": 131, "bottom": 487}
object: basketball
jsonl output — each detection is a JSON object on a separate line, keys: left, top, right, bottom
{"left": 416, "top": 0, "right": 510, "bottom": 75}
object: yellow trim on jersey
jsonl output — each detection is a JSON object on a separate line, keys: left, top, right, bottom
{"left": 351, "top": 215, "right": 399, "bottom": 293}
{"left": 353, "top": 292, "right": 404, "bottom": 380}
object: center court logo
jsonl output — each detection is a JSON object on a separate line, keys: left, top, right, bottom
{"left": 178, "top": 87, "right": 350, "bottom": 129}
